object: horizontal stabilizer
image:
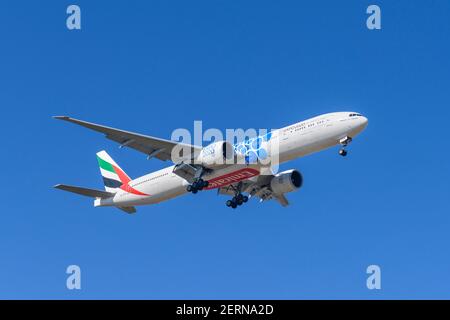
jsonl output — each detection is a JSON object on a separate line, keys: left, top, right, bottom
{"left": 54, "top": 184, "right": 115, "bottom": 199}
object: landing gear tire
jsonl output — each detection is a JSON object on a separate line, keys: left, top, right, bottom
{"left": 197, "top": 179, "right": 208, "bottom": 188}
{"left": 196, "top": 179, "right": 209, "bottom": 190}
{"left": 236, "top": 197, "right": 244, "bottom": 205}
{"left": 227, "top": 194, "right": 249, "bottom": 208}
{"left": 187, "top": 184, "right": 199, "bottom": 193}
{"left": 339, "top": 149, "right": 347, "bottom": 157}
{"left": 232, "top": 195, "right": 243, "bottom": 206}
{"left": 188, "top": 178, "right": 209, "bottom": 194}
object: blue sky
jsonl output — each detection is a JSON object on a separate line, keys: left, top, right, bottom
{"left": 0, "top": 0, "right": 449, "bottom": 299}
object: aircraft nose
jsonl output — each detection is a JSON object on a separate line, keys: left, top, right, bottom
{"left": 357, "top": 116, "right": 368, "bottom": 131}
{"left": 361, "top": 116, "right": 368, "bottom": 127}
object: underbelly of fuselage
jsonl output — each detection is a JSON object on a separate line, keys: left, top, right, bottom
{"left": 111, "top": 123, "right": 357, "bottom": 207}
{"left": 112, "top": 164, "right": 263, "bottom": 206}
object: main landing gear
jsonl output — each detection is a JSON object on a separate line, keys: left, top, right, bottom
{"left": 225, "top": 182, "right": 249, "bottom": 209}
{"left": 186, "top": 178, "right": 209, "bottom": 194}
{"left": 186, "top": 166, "right": 210, "bottom": 194}
{"left": 339, "top": 136, "right": 352, "bottom": 157}
{"left": 226, "top": 194, "right": 249, "bottom": 209}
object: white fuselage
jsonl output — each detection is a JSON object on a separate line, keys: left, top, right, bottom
{"left": 96, "top": 112, "right": 368, "bottom": 208}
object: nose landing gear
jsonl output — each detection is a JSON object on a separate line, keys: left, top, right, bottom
{"left": 338, "top": 136, "right": 352, "bottom": 157}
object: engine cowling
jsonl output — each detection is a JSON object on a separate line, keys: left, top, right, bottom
{"left": 196, "top": 141, "right": 235, "bottom": 168}
{"left": 270, "top": 169, "right": 303, "bottom": 195}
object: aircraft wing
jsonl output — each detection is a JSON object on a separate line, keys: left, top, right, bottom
{"left": 54, "top": 116, "right": 201, "bottom": 162}
{"left": 217, "top": 174, "right": 291, "bottom": 207}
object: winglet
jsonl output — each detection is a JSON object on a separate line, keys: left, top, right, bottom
{"left": 53, "top": 116, "right": 71, "bottom": 120}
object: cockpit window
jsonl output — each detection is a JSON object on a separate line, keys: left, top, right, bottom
{"left": 349, "top": 113, "right": 363, "bottom": 117}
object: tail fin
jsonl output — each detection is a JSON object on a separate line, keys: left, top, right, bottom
{"left": 96, "top": 150, "right": 131, "bottom": 193}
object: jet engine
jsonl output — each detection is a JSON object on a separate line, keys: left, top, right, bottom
{"left": 270, "top": 169, "right": 303, "bottom": 194}
{"left": 196, "top": 141, "right": 235, "bottom": 168}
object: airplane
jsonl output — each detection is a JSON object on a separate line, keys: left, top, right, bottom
{"left": 54, "top": 112, "right": 368, "bottom": 213}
